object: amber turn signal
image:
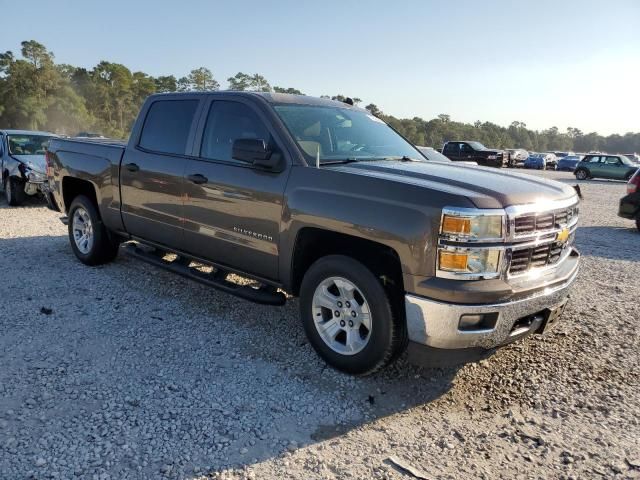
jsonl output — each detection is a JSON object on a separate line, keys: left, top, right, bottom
{"left": 439, "top": 251, "right": 468, "bottom": 271}
{"left": 441, "top": 216, "right": 471, "bottom": 235}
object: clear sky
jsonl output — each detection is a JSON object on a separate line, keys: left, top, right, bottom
{"left": 1, "top": 0, "right": 638, "bottom": 135}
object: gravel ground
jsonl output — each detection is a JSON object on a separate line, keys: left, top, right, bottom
{"left": 0, "top": 170, "right": 639, "bottom": 479}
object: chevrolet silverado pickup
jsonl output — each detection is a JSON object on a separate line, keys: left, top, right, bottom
{"left": 46, "top": 92, "right": 580, "bottom": 375}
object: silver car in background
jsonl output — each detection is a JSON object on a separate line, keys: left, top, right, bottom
{"left": 0, "top": 129, "right": 57, "bottom": 206}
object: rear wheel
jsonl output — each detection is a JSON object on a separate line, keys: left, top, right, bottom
{"left": 3, "top": 176, "right": 25, "bottom": 206}
{"left": 68, "top": 195, "right": 120, "bottom": 265}
{"left": 575, "top": 169, "right": 589, "bottom": 180}
{"left": 299, "top": 255, "right": 404, "bottom": 375}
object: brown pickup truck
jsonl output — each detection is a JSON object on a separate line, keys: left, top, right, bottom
{"left": 46, "top": 92, "right": 580, "bottom": 375}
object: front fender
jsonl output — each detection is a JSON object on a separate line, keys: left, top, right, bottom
{"left": 279, "top": 166, "right": 476, "bottom": 282}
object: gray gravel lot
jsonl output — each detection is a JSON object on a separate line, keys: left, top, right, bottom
{"left": 1, "top": 170, "right": 639, "bottom": 479}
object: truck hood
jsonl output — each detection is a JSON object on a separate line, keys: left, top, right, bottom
{"left": 327, "top": 160, "right": 577, "bottom": 209}
{"left": 10, "top": 154, "right": 46, "bottom": 174}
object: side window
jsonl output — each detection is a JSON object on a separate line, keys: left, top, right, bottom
{"left": 605, "top": 156, "right": 620, "bottom": 165}
{"left": 445, "top": 143, "right": 458, "bottom": 154}
{"left": 460, "top": 143, "right": 473, "bottom": 154}
{"left": 587, "top": 156, "right": 600, "bottom": 163}
{"left": 138, "top": 100, "right": 199, "bottom": 155}
{"left": 200, "top": 101, "right": 271, "bottom": 163}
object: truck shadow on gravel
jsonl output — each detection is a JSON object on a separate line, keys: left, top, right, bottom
{"left": 576, "top": 226, "right": 640, "bottom": 262}
{"left": 0, "top": 234, "right": 460, "bottom": 478}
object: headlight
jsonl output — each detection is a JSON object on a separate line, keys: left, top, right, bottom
{"left": 438, "top": 248, "right": 501, "bottom": 276}
{"left": 440, "top": 212, "right": 504, "bottom": 241}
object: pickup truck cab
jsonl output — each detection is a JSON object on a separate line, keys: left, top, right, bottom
{"left": 441, "top": 141, "right": 508, "bottom": 167}
{"left": 47, "top": 92, "right": 580, "bottom": 375}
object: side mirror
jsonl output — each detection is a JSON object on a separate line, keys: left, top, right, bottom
{"left": 232, "top": 138, "right": 282, "bottom": 170}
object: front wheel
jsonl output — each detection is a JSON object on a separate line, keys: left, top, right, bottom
{"left": 4, "top": 177, "right": 26, "bottom": 206}
{"left": 68, "top": 195, "right": 120, "bottom": 265}
{"left": 575, "top": 169, "right": 589, "bottom": 180}
{"left": 299, "top": 255, "right": 405, "bottom": 375}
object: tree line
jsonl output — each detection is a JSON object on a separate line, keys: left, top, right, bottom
{"left": 1, "top": 40, "right": 638, "bottom": 154}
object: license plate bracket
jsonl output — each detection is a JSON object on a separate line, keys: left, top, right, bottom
{"left": 537, "top": 300, "right": 568, "bottom": 334}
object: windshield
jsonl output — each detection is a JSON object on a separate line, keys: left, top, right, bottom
{"left": 273, "top": 105, "right": 421, "bottom": 163}
{"left": 7, "top": 135, "right": 52, "bottom": 155}
{"left": 467, "top": 141, "right": 487, "bottom": 150}
{"left": 417, "top": 147, "right": 451, "bottom": 162}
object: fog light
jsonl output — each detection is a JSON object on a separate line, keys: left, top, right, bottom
{"left": 458, "top": 313, "right": 498, "bottom": 332}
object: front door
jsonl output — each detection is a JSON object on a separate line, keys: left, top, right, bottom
{"left": 120, "top": 98, "right": 201, "bottom": 250}
{"left": 602, "top": 156, "right": 626, "bottom": 179}
{"left": 182, "top": 98, "right": 290, "bottom": 281}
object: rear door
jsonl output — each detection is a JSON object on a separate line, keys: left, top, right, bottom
{"left": 182, "top": 96, "right": 291, "bottom": 280}
{"left": 120, "top": 97, "right": 202, "bottom": 249}
{"left": 444, "top": 142, "right": 461, "bottom": 161}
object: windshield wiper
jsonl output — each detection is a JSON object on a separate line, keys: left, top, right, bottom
{"left": 319, "top": 158, "right": 361, "bottom": 165}
{"left": 383, "top": 155, "right": 423, "bottom": 162}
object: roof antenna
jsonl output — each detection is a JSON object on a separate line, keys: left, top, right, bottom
{"left": 316, "top": 145, "right": 320, "bottom": 168}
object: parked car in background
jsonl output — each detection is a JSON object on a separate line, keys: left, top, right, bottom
{"left": 618, "top": 169, "right": 640, "bottom": 231}
{"left": 524, "top": 153, "right": 548, "bottom": 170}
{"left": 574, "top": 154, "right": 639, "bottom": 181}
{"left": 75, "top": 131, "right": 106, "bottom": 138}
{"left": 506, "top": 148, "right": 528, "bottom": 167}
{"left": 0, "top": 129, "right": 57, "bottom": 206}
{"left": 441, "top": 141, "right": 508, "bottom": 167}
{"left": 544, "top": 153, "right": 559, "bottom": 169}
{"left": 622, "top": 153, "right": 640, "bottom": 164}
{"left": 556, "top": 155, "right": 582, "bottom": 172}
{"left": 417, "top": 146, "right": 477, "bottom": 165}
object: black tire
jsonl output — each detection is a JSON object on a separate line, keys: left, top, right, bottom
{"left": 575, "top": 169, "right": 589, "bottom": 180}
{"left": 299, "top": 255, "right": 405, "bottom": 375}
{"left": 68, "top": 195, "right": 120, "bottom": 265}
{"left": 636, "top": 216, "right": 640, "bottom": 232}
{"left": 3, "top": 176, "right": 26, "bottom": 206}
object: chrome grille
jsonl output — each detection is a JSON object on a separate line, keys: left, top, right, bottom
{"left": 513, "top": 205, "right": 578, "bottom": 237}
{"left": 509, "top": 237, "right": 572, "bottom": 275}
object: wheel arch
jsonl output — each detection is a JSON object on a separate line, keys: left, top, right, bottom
{"left": 61, "top": 177, "right": 100, "bottom": 215}
{"left": 288, "top": 227, "right": 404, "bottom": 297}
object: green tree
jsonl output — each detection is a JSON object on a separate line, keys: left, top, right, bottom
{"left": 274, "top": 86, "right": 303, "bottom": 95}
{"left": 227, "top": 72, "right": 272, "bottom": 92}
{"left": 186, "top": 67, "right": 219, "bottom": 91}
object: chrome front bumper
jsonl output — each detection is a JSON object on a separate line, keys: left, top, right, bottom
{"left": 405, "top": 254, "right": 579, "bottom": 350}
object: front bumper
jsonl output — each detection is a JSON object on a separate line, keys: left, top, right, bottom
{"left": 405, "top": 250, "right": 579, "bottom": 351}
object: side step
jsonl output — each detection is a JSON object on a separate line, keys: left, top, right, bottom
{"left": 123, "top": 244, "right": 286, "bottom": 306}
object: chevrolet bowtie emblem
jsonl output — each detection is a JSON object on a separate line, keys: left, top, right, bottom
{"left": 556, "top": 227, "right": 570, "bottom": 243}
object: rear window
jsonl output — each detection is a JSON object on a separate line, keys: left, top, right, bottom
{"left": 138, "top": 100, "right": 199, "bottom": 155}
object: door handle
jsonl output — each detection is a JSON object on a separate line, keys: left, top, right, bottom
{"left": 125, "top": 162, "right": 139, "bottom": 172}
{"left": 188, "top": 173, "right": 208, "bottom": 184}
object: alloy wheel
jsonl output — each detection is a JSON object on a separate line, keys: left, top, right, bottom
{"left": 72, "top": 207, "right": 94, "bottom": 254}
{"left": 311, "top": 276, "right": 372, "bottom": 355}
